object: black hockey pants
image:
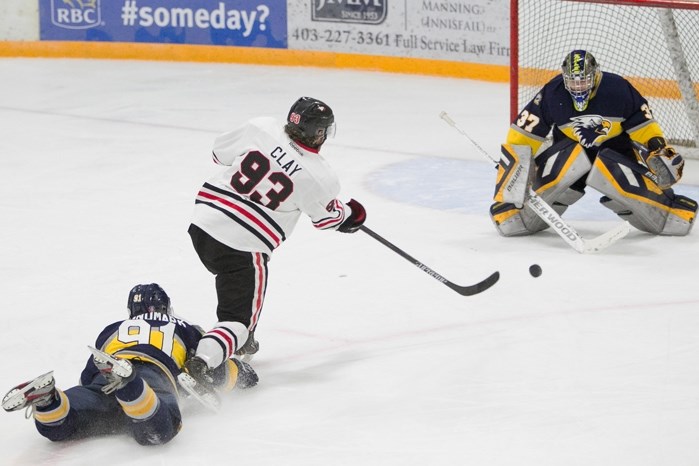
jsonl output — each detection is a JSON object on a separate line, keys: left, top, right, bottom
{"left": 188, "top": 224, "right": 269, "bottom": 328}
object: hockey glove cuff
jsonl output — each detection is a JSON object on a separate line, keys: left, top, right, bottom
{"left": 644, "top": 137, "right": 684, "bottom": 189}
{"left": 338, "top": 199, "right": 366, "bottom": 233}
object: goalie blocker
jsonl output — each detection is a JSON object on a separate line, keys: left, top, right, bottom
{"left": 490, "top": 138, "right": 696, "bottom": 237}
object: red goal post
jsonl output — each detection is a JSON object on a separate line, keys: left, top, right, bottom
{"left": 510, "top": 0, "right": 699, "bottom": 157}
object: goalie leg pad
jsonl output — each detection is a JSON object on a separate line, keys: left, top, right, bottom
{"left": 532, "top": 138, "right": 592, "bottom": 202}
{"left": 489, "top": 189, "right": 582, "bottom": 237}
{"left": 490, "top": 202, "right": 547, "bottom": 236}
{"left": 489, "top": 139, "right": 591, "bottom": 236}
{"left": 587, "top": 148, "right": 696, "bottom": 235}
{"left": 494, "top": 144, "right": 534, "bottom": 208}
{"left": 556, "top": 183, "right": 585, "bottom": 206}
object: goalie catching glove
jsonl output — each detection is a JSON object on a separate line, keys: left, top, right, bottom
{"left": 635, "top": 137, "right": 684, "bottom": 189}
{"left": 338, "top": 199, "right": 366, "bottom": 233}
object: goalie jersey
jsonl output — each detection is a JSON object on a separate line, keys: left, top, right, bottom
{"left": 191, "top": 117, "right": 350, "bottom": 256}
{"left": 507, "top": 72, "right": 666, "bottom": 159}
{"left": 79, "top": 312, "right": 203, "bottom": 388}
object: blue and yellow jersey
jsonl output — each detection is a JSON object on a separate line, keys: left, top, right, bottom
{"left": 507, "top": 72, "right": 665, "bottom": 159}
{"left": 79, "top": 312, "right": 203, "bottom": 388}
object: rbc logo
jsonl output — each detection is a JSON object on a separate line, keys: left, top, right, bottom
{"left": 50, "top": 0, "right": 101, "bottom": 29}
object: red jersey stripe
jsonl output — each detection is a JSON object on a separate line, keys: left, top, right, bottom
{"left": 197, "top": 190, "right": 282, "bottom": 247}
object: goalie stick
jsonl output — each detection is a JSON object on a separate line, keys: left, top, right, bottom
{"left": 439, "top": 111, "right": 631, "bottom": 254}
{"left": 359, "top": 225, "right": 499, "bottom": 296}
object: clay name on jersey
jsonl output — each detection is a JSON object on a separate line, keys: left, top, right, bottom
{"left": 271, "top": 146, "right": 303, "bottom": 176}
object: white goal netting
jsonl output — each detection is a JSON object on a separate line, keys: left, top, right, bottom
{"left": 514, "top": 0, "right": 699, "bottom": 157}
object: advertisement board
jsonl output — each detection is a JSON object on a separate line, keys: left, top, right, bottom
{"left": 38, "top": 0, "right": 287, "bottom": 48}
{"left": 288, "top": 0, "right": 510, "bottom": 65}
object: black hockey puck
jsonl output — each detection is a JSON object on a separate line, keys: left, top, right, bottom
{"left": 529, "top": 264, "right": 542, "bottom": 277}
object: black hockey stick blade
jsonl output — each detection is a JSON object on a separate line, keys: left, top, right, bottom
{"left": 447, "top": 270, "right": 500, "bottom": 296}
{"left": 359, "top": 226, "right": 500, "bottom": 296}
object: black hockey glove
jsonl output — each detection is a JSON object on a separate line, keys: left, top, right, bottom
{"left": 338, "top": 199, "right": 366, "bottom": 233}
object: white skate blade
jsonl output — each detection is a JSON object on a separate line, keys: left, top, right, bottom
{"left": 237, "top": 353, "right": 255, "bottom": 364}
{"left": 87, "top": 346, "right": 133, "bottom": 378}
{"left": 177, "top": 372, "right": 220, "bottom": 412}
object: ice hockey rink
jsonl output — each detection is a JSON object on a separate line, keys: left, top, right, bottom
{"left": 1, "top": 57, "right": 699, "bottom": 466}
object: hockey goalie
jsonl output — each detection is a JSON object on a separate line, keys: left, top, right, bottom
{"left": 491, "top": 49, "right": 696, "bottom": 237}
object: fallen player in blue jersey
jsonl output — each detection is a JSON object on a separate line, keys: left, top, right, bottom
{"left": 1, "top": 283, "right": 258, "bottom": 445}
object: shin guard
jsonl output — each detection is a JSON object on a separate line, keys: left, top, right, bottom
{"left": 587, "top": 148, "right": 696, "bottom": 235}
{"left": 494, "top": 144, "right": 534, "bottom": 209}
{"left": 490, "top": 139, "right": 591, "bottom": 236}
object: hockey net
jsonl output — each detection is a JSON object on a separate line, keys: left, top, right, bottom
{"left": 511, "top": 0, "right": 699, "bottom": 158}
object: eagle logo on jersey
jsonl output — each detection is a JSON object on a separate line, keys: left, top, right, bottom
{"left": 570, "top": 115, "right": 612, "bottom": 147}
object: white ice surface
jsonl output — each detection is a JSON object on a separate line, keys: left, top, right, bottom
{"left": 1, "top": 58, "right": 698, "bottom": 466}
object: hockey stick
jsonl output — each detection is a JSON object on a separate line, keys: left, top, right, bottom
{"left": 439, "top": 111, "right": 630, "bottom": 254}
{"left": 359, "top": 225, "right": 499, "bottom": 296}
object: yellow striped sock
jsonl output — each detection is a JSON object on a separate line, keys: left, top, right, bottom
{"left": 34, "top": 389, "right": 70, "bottom": 425}
{"left": 118, "top": 382, "right": 160, "bottom": 421}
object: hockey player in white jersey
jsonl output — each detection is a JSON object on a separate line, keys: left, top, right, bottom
{"left": 185, "top": 97, "right": 366, "bottom": 382}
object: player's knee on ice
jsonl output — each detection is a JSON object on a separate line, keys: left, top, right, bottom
{"left": 490, "top": 139, "right": 591, "bottom": 236}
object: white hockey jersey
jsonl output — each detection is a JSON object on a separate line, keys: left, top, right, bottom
{"left": 191, "top": 117, "right": 350, "bottom": 255}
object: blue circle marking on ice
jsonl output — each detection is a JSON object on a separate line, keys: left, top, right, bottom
{"left": 366, "top": 157, "right": 493, "bottom": 215}
{"left": 366, "top": 156, "right": 699, "bottom": 220}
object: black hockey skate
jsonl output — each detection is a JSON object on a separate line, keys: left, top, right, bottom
{"left": 234, "top": 332, "right": 259, "bottom": 362}
{"left": 232, "top": 359, "right": 258, "bottom": 389}
{"left": 179, "top": 356, "right": 220, "bottom": 412}
{"left": 183, "top": 356, "right": 215, "bottom": 386}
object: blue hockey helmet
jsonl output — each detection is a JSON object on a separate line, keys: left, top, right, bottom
{"left": 127, "top": 283, "right": 171, "bottom": 318}
{"left": 562, "top": 50, "right": 601, "bottom": 111}
{"left": 284, "top": 97, "right": 336, "bottom": 149}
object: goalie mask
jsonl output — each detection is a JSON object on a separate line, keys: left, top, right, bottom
{"left": 285, "top": 97, "right": 336, "bottom": 149}
{"left": 562, "top": 50, "right": 601, "bottom": 112}
{"left": 127, "top": 283, "right": 171, "bottom": 318}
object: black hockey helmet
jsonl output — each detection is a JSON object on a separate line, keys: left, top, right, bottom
{"left": 127, "top": 283, "right": 171, "bottom": 318}
{"left": 561, "top": 50, "right": 601, "bottom": 111}
{"left": 284, "top": 97, "right": 336, "bottom": 149}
